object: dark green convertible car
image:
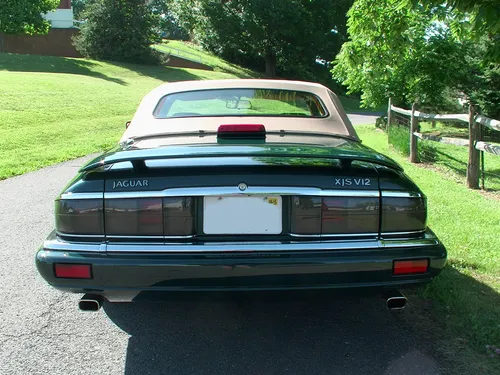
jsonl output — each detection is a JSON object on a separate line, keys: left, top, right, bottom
{"left": 35, "top": 79, "right": 446, "bottom": 311}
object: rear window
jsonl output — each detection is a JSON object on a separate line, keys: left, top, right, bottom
{"left": 153, "top": 88, "right": 328, "bottom": 118}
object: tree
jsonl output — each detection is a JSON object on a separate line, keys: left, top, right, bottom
{"left": 72, "top": 0, "right": 88, "bottom": 21}
{"left": 168, "top": 0, "right": 352, "bottom": 78}
{"left": 333, "top": 0, "right": 481, "bottom": 110}
{"left": 148, "top": 0, "right": 189, "bottom": 40}
{"left": 0, "top": 0, "right": 60, "bottom": 35}
{"left": 73, "top": 0, "right": 161, "bottom": 64}
{"left": 413, "top": 0, "right": 500, "bottom": 61}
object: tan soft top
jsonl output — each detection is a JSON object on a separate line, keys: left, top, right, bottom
{"left": 121, "top": 79, "right": 357, "bottom": 142}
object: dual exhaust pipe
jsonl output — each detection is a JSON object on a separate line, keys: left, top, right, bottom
{"left": 77, "top": 290, "right": 407, "bottom": 311}
{"left": 383, "top": 289, "right": 407, "bottom": 310}
{"left": 78, "top": 294, "right": 104, "bottom": 311}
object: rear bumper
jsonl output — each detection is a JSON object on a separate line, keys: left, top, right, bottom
{"left": 35, "top": 230, "right": 446, "bottom": 301}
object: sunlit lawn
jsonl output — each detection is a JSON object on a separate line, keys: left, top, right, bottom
{"left": 358, "top": 125, "right": 500, "bottom": 374}
{"left": 0, "top": 53, "right": 240, "bottom": 179}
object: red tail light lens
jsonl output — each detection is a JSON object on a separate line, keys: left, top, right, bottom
{"left": 393, "top": 259, "right": 429, "bottom": 275}
{"left": 54, "top": 263, "right": 92, "bottom": 279}
{"left": 55, "top": 199, "right": 104, "bottom": 235}
{"left": 290, "top": 196, "right": 379, "bottom": 235}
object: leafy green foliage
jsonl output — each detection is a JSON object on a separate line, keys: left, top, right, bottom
{"left": 463, "top": 46, "right": 500, "bottom": 118}
{"left": 332, "top": 0, "right": 470, "bottom": 109}
{"left": 333, "top": 0, "right": 500, "bottom": 118}
{"left": 410, "top": 0, "right": 500, "bottom": 61}
{"left": 148, "top": 0, "right": 189, "bottom": 40}
{"left": 167, "top": 0, "right": 352, "bottom": 80}
{"left": 73, "top": 0, "right": 162, "bottom": 64}
{"left": 0, "top": 0, "right": 59, "bottom": 34}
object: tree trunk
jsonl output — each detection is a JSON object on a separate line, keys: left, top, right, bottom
{"left": 265, "top": 50, "right": 277, "bottom": 77}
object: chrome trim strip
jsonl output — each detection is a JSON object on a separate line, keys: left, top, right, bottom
{"left": 381, "top": 230, "right": 426, "bottom": 236}
{"left": 106, "top": 235, "right": 195, "bottom": 239}
{"left": 58, "top": 189, "right": 426, "bottom": 200}
{"left": 289, "top": 232, "right": 378, "bottom": 238}
{"left": 43, "top": 230, "right": 441, "bottom": 253}
{"left": 106, "top": 235, "right": 164, "bottom": 239}
{"left": 57, "top": 231, "right": 105, "bottom": 239}
{"left": 44, "top": 232, "right": 106, "bottom": 253}
{"left": 59, "top": 192, "right": 103, "bottom": 200}
{"left": 103, "top": 187, "right": 380, "bottom": 199}
{"left": 105, "top": 240, "right": 382, "bottom": 253}
{"left": 381, "top": 191, "right": 423, "bottom": 198}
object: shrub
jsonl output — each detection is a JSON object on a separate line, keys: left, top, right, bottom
{"left": 73, "top": 0, "right": 161, "bottom": 64}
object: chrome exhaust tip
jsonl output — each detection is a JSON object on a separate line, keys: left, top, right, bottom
{"left": 79, "top": 294, "right": 104, "bottom": 311}
{"left": 383, "top": 290, "right": 407, "bottom": 310}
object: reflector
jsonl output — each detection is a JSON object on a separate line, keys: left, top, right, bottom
{"left": 393, "top": 259, "right": 429, "bottom": 275}
{"left": 54, "top": 263, "right": 92, "bottom": 279}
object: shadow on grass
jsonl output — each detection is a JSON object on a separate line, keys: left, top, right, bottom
{"left": 0, "top": 53, "right": 127, "bottom": 85}
{"left": 404, "top": 265, "right": 500, "bottom": 374}
{"left": 0, "top": 53, "right": 208, "bottom": 85}
{"left": 104, "top": 290, "right": 441, "bottom": 375}
{"left": 112, "top": 60, "right": 219, "bottom": 83}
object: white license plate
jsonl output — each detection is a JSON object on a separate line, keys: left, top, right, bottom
{"left": 203, "top": 196, "right": 282, "bottom": 235}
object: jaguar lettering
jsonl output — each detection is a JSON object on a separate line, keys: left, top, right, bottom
{"left": 113, "top": 180, "right": 149, "bottom": 189}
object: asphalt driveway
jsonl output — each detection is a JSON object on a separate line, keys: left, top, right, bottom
{"left": 0, "top": 113, "right": 441, "bottom": 375}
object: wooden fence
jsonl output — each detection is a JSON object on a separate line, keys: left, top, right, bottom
{"left": 387, "top": 98, "right": 500, "bottom": 189}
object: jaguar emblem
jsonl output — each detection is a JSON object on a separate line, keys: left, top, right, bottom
{"left": 112, "top": 179, "right": 149, "bottom": 189}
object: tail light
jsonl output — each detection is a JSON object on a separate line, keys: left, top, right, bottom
{"left": 290, "top": 196, "right": 379, "bottom": 235}
{"left": 106, "top": 198, "right": 163, "bottom": 235}
{"left": 164, "top": 197, "right": 195, "bottom": 236}
{"left": 381, "top": 196, "right": 427, "bottom": 234}
{"left": 55, "top": 199, "right": 104, "bottom": 235}
{"left": 105, "top": 197, "right": 195, "bottom": 236}
{"left": 56, "top": 197, "right": 195, "bottom": 237}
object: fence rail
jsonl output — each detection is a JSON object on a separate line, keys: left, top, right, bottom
{"left": 388, "top": 100, "right": 500, "bottom": 189}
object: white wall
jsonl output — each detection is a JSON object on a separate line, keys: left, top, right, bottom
{"left": 43, "top": 8, "right": 74, "bottom": 29}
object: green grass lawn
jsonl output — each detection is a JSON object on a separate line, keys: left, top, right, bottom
{"left": 154, "top": 40, "right": 258, "bottom": 78}
{"left": 358, "top": 125, "right": 500, "bottom": 374}
{"left": 0, "top": 53, "right": 241, "bottom": 180}
{"left": 389, "top": 121, "right": 500, "bottom": 192}
{"left": 0, "top": 51, "right": 377, "bottom": 180}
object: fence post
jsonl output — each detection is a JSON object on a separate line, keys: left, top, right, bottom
{"left": 409, "top": 103, "right": 419, "bottom": 163}
{"left": 466, "top": 104, "right": 480, "bottom": 189}
{"left": 387, "top": 97, "right": 392, "bottom": 139}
